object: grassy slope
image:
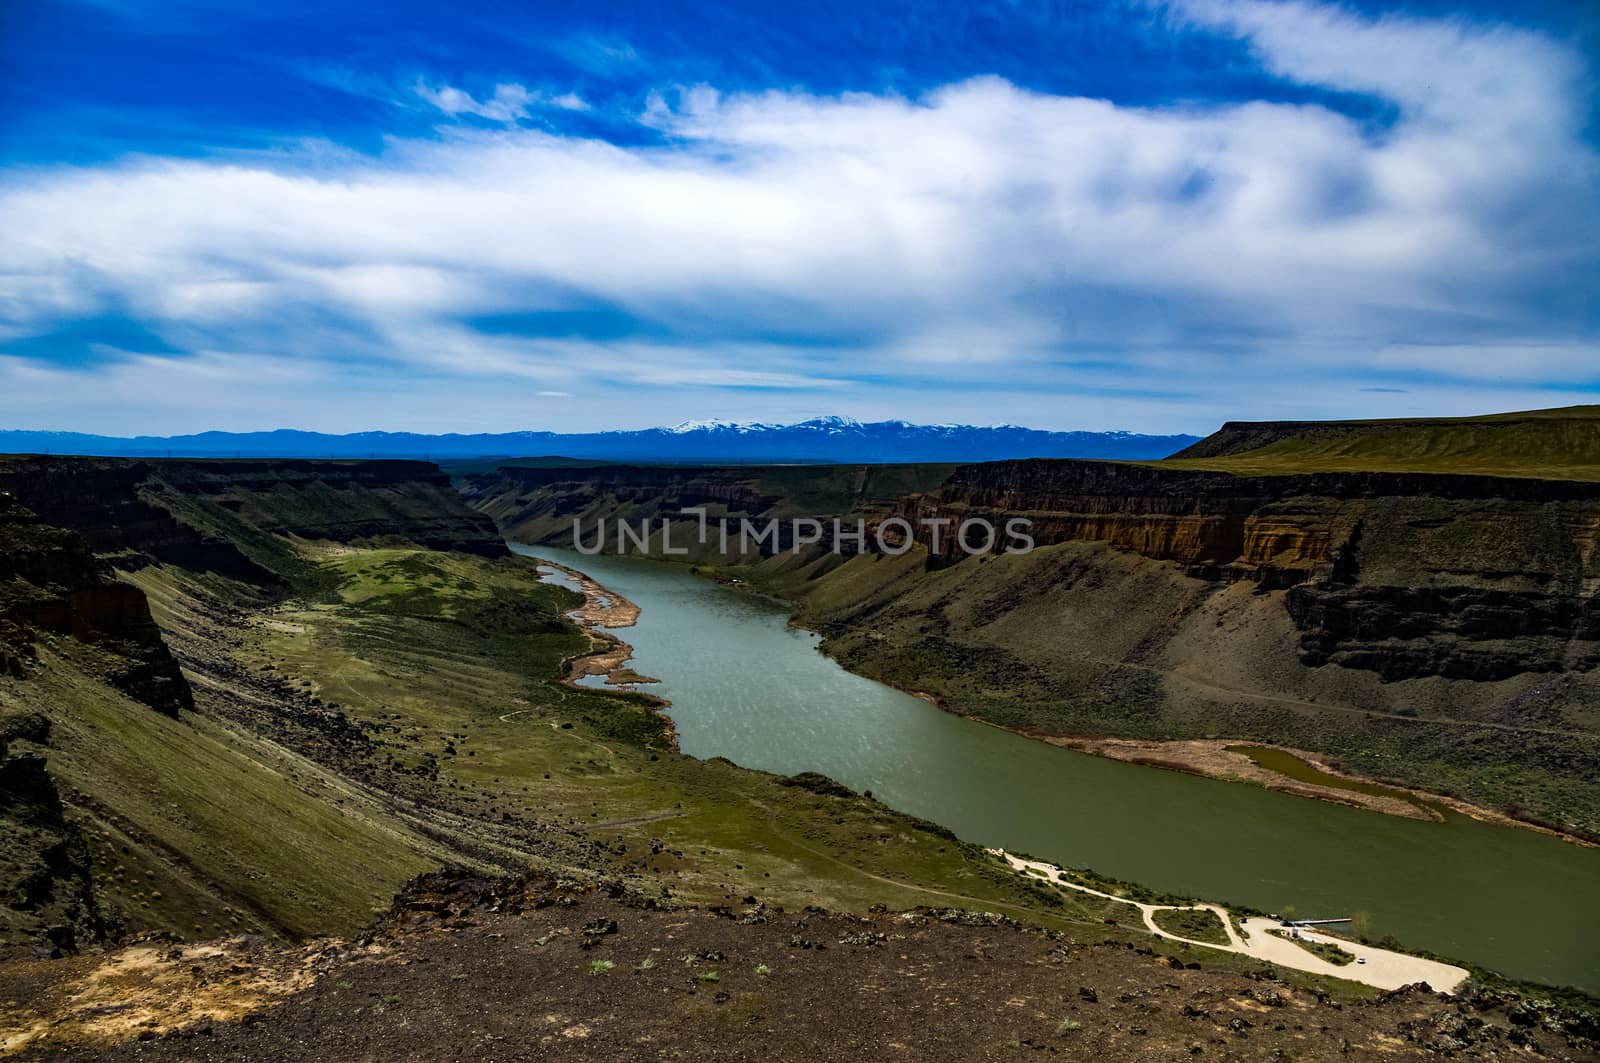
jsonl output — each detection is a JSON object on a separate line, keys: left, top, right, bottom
{"left": 1162, "top": 405, "right": 1600, "bottom": 480}
{"left": 738, "top": 545, "right": 1600, "bottom": 838}
{"left": 1150, "top": 907, "right": 1231, "bottom": 946}
{"left": 2, "top": 635, "right": 442, "bottom": 939}
{"left": 241, "top": 544, "right": 1130, "bottom": 932}
{"left": 20, "top": 531, "right": 1189, "bottom": 951}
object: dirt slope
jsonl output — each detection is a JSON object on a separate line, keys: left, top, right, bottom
{"left": 11, "top": 871, "right": 1591, "bottom": 1062}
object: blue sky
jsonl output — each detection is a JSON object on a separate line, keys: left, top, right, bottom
{"left": 1, "top": 0, "right": 1597, "bottom": 435}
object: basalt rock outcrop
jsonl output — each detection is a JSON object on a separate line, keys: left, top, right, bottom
{"left": 461, "top": 462, "right": 954, "bottom": 557}
{"left": 466, "top": 465, "right": 787, "bottom": 526}
{"left": 0, "top": 492, "right": 191, "bottom": 715}
{"left": 892, "top": 460, "right": 1600, "bottom": 682}
{"left": 0, "top": 458, "right": 506, "bottom": 574}
{"left": 0, "top": 712, "right": 104, "bottom": 954}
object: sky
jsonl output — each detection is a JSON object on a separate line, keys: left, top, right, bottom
{"left": 1, "top": 0, "right": 1598, "bottom": 436}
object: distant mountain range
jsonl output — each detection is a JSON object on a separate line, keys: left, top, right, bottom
{"left": 0, "top": 417, "right": 1200, "bottom": 465}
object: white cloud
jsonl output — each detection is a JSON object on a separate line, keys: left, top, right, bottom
{"left": 0, "top": 0, "right": 1595, "bottom": 433}
{"left": 412, "top": 81, "right": 591, "bottom": 123}
{"left": 1171, "top": 0, "right": 1583, "bottom": 130}
{"left": 414, "top": 81, "right": 535, "bottom": 123}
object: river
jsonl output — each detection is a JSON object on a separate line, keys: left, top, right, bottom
{"left": 518, "top": 544, "right": 1600, "bottom": 992}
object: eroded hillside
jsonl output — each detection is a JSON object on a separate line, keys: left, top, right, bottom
{"left": 2, "top": 454, "right": 1596, "bottom": 1057}
{"left": 466, "top": 455, "right": 1600, "bottom": 840}
{"left": 461, "top": 462, "right": 958, "bottom": 561}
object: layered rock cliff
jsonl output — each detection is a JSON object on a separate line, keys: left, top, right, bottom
{"left": 460, "top": 462, "right": 956, "bottom": 559}
{"left": 0, "top": 494, "right": 185, "bottom": 952}
{"left": 0, "top": 711, "right": 102, "bottom": 954}
{"left": 893, "top": 461, "right": 1600, "bottom": 681}
{"left": 0, "top": 492, "right": 191, "bottom": 715}
{"left": 0, "top": 458, "right": 506, "bottom": 584}
{"left": 0, "top": 457, "right": 521, "bottom": 953}
{"left": 470, "top": 457, "right": 1600, "bottom": 835}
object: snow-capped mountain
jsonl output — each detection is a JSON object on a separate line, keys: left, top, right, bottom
{"left": 0, "top": 418, "right": 1200, "bottom": 464}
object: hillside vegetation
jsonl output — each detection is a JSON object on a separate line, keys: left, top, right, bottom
{"left": 6, "top": 455, "right": 1600, "bottom": 1054}
{"left": 472, "top": 427, "right": 1600, "bottom": 841}
{"left": 0, "top": 458, "right": 1127, "bottom": 953}
{"left": 1163, "top": 405, "right": 1600, "bottom": 480}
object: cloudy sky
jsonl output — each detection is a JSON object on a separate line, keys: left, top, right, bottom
{"left": 1, "top": 0, "right": 1597, "bottom": 436}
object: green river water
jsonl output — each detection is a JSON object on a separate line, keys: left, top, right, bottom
{"left": 519, "top": 545, "right": 1600, "bottom": 992}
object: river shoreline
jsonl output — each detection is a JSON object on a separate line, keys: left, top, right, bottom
{"left": 534, "top": 544, "right": 1595, "bottom": 849}
{"left": 511, "top": 543, "right": 1600, "bottom": 990}
{"left": 766, "top": 578, "right": 1598, "bottom": 849}
{"left": 841, "top": 661, "right": 1597, "bottom": 848}
{"left": 531, "top": 555, "right": 680, "bottom": 748}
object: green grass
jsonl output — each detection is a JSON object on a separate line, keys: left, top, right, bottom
{"left": 1161, "top": 405, "right": 1600, "bottom": 481}
{"left": 8, "top": 632, "right": 440, "bottom": 939}
{"left": 235, "top": 544, "right": 1145, "bottom": 935}
{"left": 1150, "top": 907, "right": 1231, "bottom": 946}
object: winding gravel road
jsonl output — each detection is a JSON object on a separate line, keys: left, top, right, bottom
{"left": 995, "top": 850, "right": 1469, "bottom": 993}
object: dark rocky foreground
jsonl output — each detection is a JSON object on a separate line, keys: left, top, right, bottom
{"left": 10, "top": 870, "right": 1594, "bottom": 1062}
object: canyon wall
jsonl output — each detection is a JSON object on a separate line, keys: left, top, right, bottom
{"left": 476, "top": 457, "right": 1600, "bottom": 685}
{"left": 895, "top": 461, "right": 1600, "bottom": 681}
{"left": 0, "top": 492, "right": 191, "bottom": 715}
{"left": 0, "top": 494, "right": 185, "bottom": 952}
{"left": 0, "top": 457, "right": 506, "bottom": 582}
{"left": 460, "top": 463, "right": 955, "bottom": 559}
{"left": 469, "top": 458, "right": 1600, "bottom": 835}
{"left": 0, "top": 457, "right": 524, "bottom": 953}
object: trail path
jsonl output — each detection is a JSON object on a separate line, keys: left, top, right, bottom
{"left": 995, "top": 850, "right": 1469, "bottom": 993}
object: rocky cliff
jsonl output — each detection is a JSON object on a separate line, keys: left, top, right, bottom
{"left": 460, "top": 462, "right": 957, "bottom": 559}
{"left": 0, "top": 491, "right": 191, "bottom": 714}
{"left": 0, "top": 711, "right": 102, "bottom": 954}
{"left": 472, "top": 457, "right": 1600, "bottom": 835}
{"left": 466, "top": 464, "right": 788, "bottom": 526}
{"left": 894, "top": 460, "right": 1600, "bottom": 681}
{"left": 0, "top": 458, "right": 506, "bottom": 584}
{"left": 0, "top": 494, "right": 186, "bottom": 954}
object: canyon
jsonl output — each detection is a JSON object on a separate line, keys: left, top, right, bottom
{"left": 462, "top": 448, "right": 1600, "bottom": 842}
{"left": 0, "top": 439, "right": 1595, "bottom": 1056}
